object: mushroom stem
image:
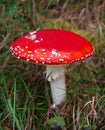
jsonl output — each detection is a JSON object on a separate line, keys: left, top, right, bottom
{"left": 46, "top": 65, "right": 66, "bottom": 105}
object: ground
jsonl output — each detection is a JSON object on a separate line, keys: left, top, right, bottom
{"left": 0, "top": 0, "right": 105, "bottom": 130}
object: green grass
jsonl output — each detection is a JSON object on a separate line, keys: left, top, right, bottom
{"left": 0, "top": 0, "right": 105, "bottom": 129}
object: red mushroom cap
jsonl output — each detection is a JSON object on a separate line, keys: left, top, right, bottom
{"left": 10, "top": 29, "right": 94, "bottom": 65}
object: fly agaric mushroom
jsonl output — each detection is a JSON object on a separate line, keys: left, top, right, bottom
{"left": 10, "top": 29, "right": 94, "bottom": 105}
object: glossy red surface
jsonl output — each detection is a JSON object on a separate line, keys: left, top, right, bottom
{"left": 10, "top": 29, "right": 94, "bottom": 65}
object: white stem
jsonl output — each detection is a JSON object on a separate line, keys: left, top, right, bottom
{"left": 46, "top": 65, "right": 66, "bottom": 105}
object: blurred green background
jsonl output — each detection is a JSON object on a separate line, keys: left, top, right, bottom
{"left": 0, "top": 0, "right": 105, "bottom": 130}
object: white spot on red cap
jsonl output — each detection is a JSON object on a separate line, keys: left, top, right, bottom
{"left": 52, "top": 49, "right": 57, "bottom": 55}
{"left": 40, "top": 57, "right": 45, "bottom": 60}
{"left": 31, "top": 54, "right": 34, "bottom": 57}
{"left": 18, "top": 51, "right": 21, "bottom": 54}
{"left": 17, "top": 56, "right": 20, "bottom": 59}
{"left": 26, "top": 59, "right": 30, "bottom": 61}
{"left": 30, "top": 31, "right": 36, "bottom": 35}
{"left": 28, "top": 51, "right": 32, "bottom": 53}
{"left": 59, "top": 59, "right": 64, "bottom": 62}
{"left": 47, "top": 58, "right": 51, "bottom": 61}
{"left": 25, "top": 46, "right": 28, "bottom": 49}
{"left": 25, "top": 31, "right": 36, "bottom": 40}
{"left": 15, "top": 52, "right": 18, "bottom": 55}
{"left": 30, "top": 35, "right": 36, "bottom": 40}
{"left": 35, "top": 40, "right": 40, "bottom": 43}
{"left": 14, "top": 48, "right": 17, "bottom": 51}
{"left": 34, "top": 50, "right": 37, "bottom": 53}
{"left": 36, "top": 61, "right": 38, "bottom": 63}
{"left": 31, "top": 57, "right": 34, "bottom": 60}
{"left": 41, "top": 49, "right": 46, "bottom": 52}
{"left": 49, "top": 55, "right": 53, "bottom": 58}
{"left": 81, "top": 57, "right": 84, "bottom": 60}
{"left": 21, "top": 49, "right": 24, "bottom": 52}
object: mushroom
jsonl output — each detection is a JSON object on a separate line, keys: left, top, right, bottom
{"left": 10, "top": 29, "right": 94, "bottom": 105}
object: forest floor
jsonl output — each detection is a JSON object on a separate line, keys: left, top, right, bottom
{"left": 0, "top": 0, "right": 105, "bottom": 130}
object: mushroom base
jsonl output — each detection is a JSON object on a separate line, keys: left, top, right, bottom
{"left": 46, "top": 65, "right": 66, "bottom": 105}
